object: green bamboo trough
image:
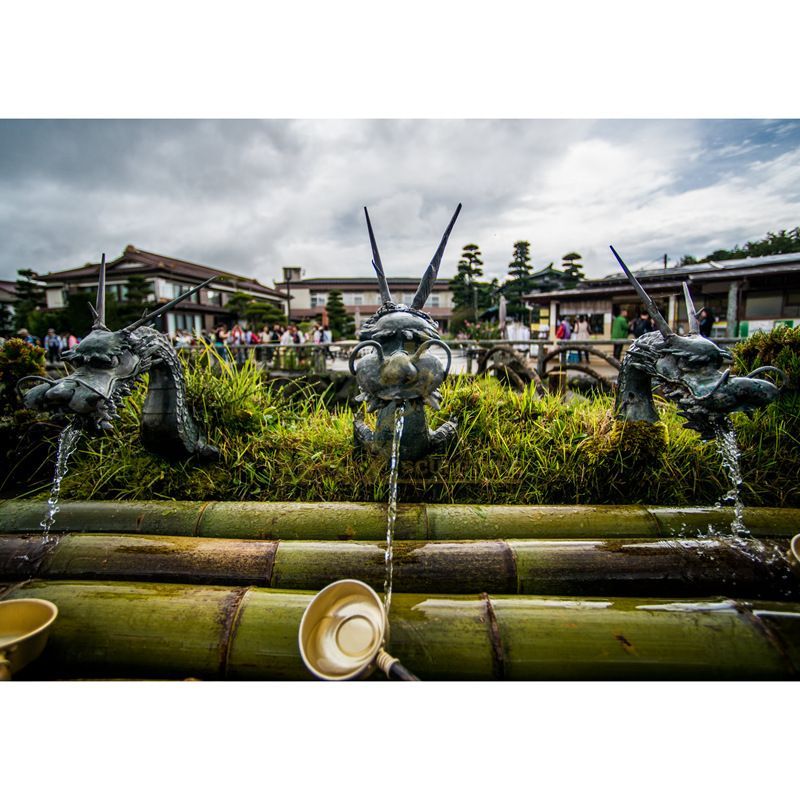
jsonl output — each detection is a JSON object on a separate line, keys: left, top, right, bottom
{"left": 2, "top": 580, "right": 799, "bottom": 680}
{"left": 1, "top": 532, "right": 798, "bottom": 600}
{"left": 2, "top": 500, "right": 799, "bottom": 540}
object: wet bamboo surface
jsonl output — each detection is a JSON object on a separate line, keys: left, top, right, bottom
{"left": 2, "top": 500, "right": 799, "bottom": 540}
{"left": 2, "top": 580, "right": 798, "bottom": 680}
{"left": 1, "top": 533, "right": 798, "bottom": 599}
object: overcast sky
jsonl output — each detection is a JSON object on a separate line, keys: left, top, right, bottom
{"left": 1, "top": 119, "right": 799, "bottom": 286}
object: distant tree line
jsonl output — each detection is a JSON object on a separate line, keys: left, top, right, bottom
{"left": 448, "top": 241, "right": 584, "bottom": 332}
{"left": 678, "top": 226, "right": 800, "bottom": 266}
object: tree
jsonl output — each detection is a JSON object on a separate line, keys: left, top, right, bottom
{"left": 106, "top": 276, "right": 154, "bottom": 329}
{"left": 503, "top": 241, "right": 533, "bottom": 319}
{"left": 225, "top": 291, "right": 254, "bottom": 322}
{"left": 245, "top": 302, "right": 286, "bottom": 329}
{"left": 325, "top": 290, "right": 355, "bottom": 340}
{"left": 561, "top": 252, "right": 585, "bottom": 288}
{"left": 681, "top": 226, "right": 800, "bottom": 265}
{"left": 13, "top": 269, "right": 45, "bottom": 333}
{"left": 449, "top": 243, "right": 485, "bottom": 314}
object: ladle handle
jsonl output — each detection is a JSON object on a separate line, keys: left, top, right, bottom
{"left": 387, "top": 661, "right": 419, "bottom": 681}
{"left": 376, "top": 648, "right": 419, "bottom": 681}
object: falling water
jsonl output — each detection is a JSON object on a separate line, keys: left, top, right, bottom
{"left": 709, "top": 417, "right": 784, "bottom": 569}
{"left": 383, "top": 402, "right": 405, "bottom": 622}
{"left": 40, "top": 420, "right": 81, "bottom": 538}
{"left": 713, "top": 418, "right": 748, "bottom": 536}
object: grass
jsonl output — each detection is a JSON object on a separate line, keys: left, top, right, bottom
{"left": 42, "top": 342, "right": 800, "bottom": 507}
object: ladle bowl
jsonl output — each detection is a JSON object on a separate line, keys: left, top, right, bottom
{"left": 298, "top": 579, "right": 418, "bottom": 681}
{"left": 789, "top": 533, "right": 800, "bottom": 569}
{"left": 0, "top": 598, "right": 59, "bottom": 680}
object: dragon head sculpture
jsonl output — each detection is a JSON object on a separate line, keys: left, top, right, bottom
{"left": 351, "top": 205, "right": 461, "bottom": 461}
{"left": 19, "top": 255, "right": 219, "bottom": 461}
{"left": 610, "top": 246, "right": 782, "bottom": 438}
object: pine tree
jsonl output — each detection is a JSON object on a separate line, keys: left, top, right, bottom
{"left": 245, "top": 302, "right": 287, "bottom": 329}
{"left": 108, "top": 276, "right": 154, "bottom": 329}
{"left": 325, "top": 290, "right": 355, "bottom": 340}
{"left": 13, "top": 269, "right": 45, "bottom": 332}
{"left": 504, "top": 241, "right": 533, "bottom": 319}
{"left": 225, "top": 291, "right": 254, "bottom": 322}
{"left": 561, "top": 252, "right": 585, "bottom": 288}
{"left": 449, "top": 243, "right": 485, "bottom": 311}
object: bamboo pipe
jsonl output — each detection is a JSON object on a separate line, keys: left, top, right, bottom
{"left": 1, "top": 534, "right": 798, "bottom": 599}
{"left": 3, "top": 580, "right": 799, "bottom": 679}
{"left": 0, "top": 534, "right": 800, "bottom": 599}
{"left": 1, "top": 501, "right": 799, "bottom": 541}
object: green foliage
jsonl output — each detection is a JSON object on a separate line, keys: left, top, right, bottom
{"left": 224, "top": 291, "right": 286, "bottom": 330}
{"left": 450, "top": 243, "right": 493, "bottom": 316}
{"left": 561, "top": 252, "right": 585, "bottom": 288}
{"left": 0, "top": 337, "right": 45, "bottom": 413}
{"left": 325, "top": 290, "right": 354, "bottom": 340}
{"left": 732, "top": 325, "right": 800, "bottom": 392}
{"left": 33, "top": 351, "right": 799, "bottom": 507}
{"left": 225, "top": 291, "right": 255, "bottom": 321}
{"left": 683, "top": 226, "right": 800, "bottom": 264}
{"left": 504, "top": 240, "right": 533, "bottom": 320}
{"left": 13, "top": 269, "right": 45, "bottom": 333}
{"left": 245, "top": 302, "right": 286, "bottom": 329}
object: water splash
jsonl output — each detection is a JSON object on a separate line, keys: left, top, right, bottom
{"left": 709, "top": 418, "right": 788, "bottom": 569}
{"left": 383, "top": 402, "right": 405, "bottom": 624}
{"left": 40, "top": 420, "right": 81, "bottom": 538}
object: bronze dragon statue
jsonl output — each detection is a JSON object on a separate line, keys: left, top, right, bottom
{"left": 611, "top": 245, "right": 782, "bottom": 439}
{"left": 19, "top": 255, "right": 219, "bottom": 461}
{"left": 350, "top": 205, "right": 461, "bottom": 461}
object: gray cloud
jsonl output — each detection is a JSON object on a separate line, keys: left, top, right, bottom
{"left": 0, "top": 119, "right": 798, "bottom": 285}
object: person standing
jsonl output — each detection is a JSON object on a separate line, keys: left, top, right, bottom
{"left": 632, "top": 310, "right": 654, "bottom": 339}
{"left": 43, "top": 328, "right": 62, "bottom": 363}
{"left": 574, "top": 314, "right": 591, "bottom": 363}
{"left": 611, "top": 309, "right": 630, "bottom": 360}
{"left": 698, "top": 308, "right": 715, "bottom": 338}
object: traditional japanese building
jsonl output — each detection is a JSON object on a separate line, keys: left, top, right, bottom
{"left": 40, "top": 245, "right": 288, "bottom": 334}
{"left": 525, "top": 252, "right": 800, "bottom": 338}
{"left": 273, "top": 274, "right": 456, "bottom": 330}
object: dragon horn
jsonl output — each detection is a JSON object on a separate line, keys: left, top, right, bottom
{"left": 364, "top": 207, "right": 393, "bottom": 305}
{"left": 609, "top": 245, "right": 672, "bottom": 337}
{"left": 682, "top": 282, "right": 700, "bottom": 334}
{"left": 124, "top": 275, "right": 217, "bottom": 331}
{"left": 91, "top": 253, "right": 108, "bottom": 330}
{"left": 411, "top": 203, "right": 462, "bottom": 310}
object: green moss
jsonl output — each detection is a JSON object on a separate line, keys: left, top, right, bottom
{"left": 5, "top": 341, "right": 793, "bottom": 507}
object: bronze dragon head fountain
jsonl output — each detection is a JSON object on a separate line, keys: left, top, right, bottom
{"left": 350, "top": 205, "right": 461, "bottom": 461}
{"left": 19, "top": 255, "right": 219, "bottom": 461}
{"left": 611, "top": 246, "right": 782, "bottom": 438}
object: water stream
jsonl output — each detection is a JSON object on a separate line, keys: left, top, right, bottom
{"left": 40, "top": 420, "right": 81, "bottom": 538}
{"left": 383, "top": 402, "right": 405, "bottom": 625}
{"left": 712, "top": 418, "right": 748, "bottom": 536}
{"left": 709, "top": 417, "right": 786, "bottom": 570}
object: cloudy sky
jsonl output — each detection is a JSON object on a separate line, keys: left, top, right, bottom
{"left": 1, "top": 119, "right": 799, "bottom": 286}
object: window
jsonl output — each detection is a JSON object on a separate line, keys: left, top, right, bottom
{"left": 784, "top": 291, "right": 800, "bottom": 317}
{"left": 310, "top": 292, "right": 327, "bottom": 308}
{"left": 429, "top": 295, "right": 440, "bottom": 308}
{"left": 402, "top": 293, "right": 415, "bottom": 305}
{"left": 207, "top": 290, "right": 224, "bottom": 307}
{"left": 352, "top": 294, "right": 364, "bottom": 306}
{"left": 745, "top": 292, "right": 783, "bottom": 318}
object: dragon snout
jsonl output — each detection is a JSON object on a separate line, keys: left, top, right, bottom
{"left": 20, "top": 376, "right": 102, "bottom": 415}
{"left": 381, "top": 353, "right": 419, "bottom": 386}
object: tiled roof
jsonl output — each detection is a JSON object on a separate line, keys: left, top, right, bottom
{"left": 41, "top": 245, "right": 288, "bottom": 300}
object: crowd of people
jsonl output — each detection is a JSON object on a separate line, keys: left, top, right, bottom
{"left": 3, "top": 322, "right": 336, "bottom": 365}
{"left": 554, "top": 314, "right": 593, "bottom": 362}
{"left": 9, "top": 328, "right": 80, "bottom": 363}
